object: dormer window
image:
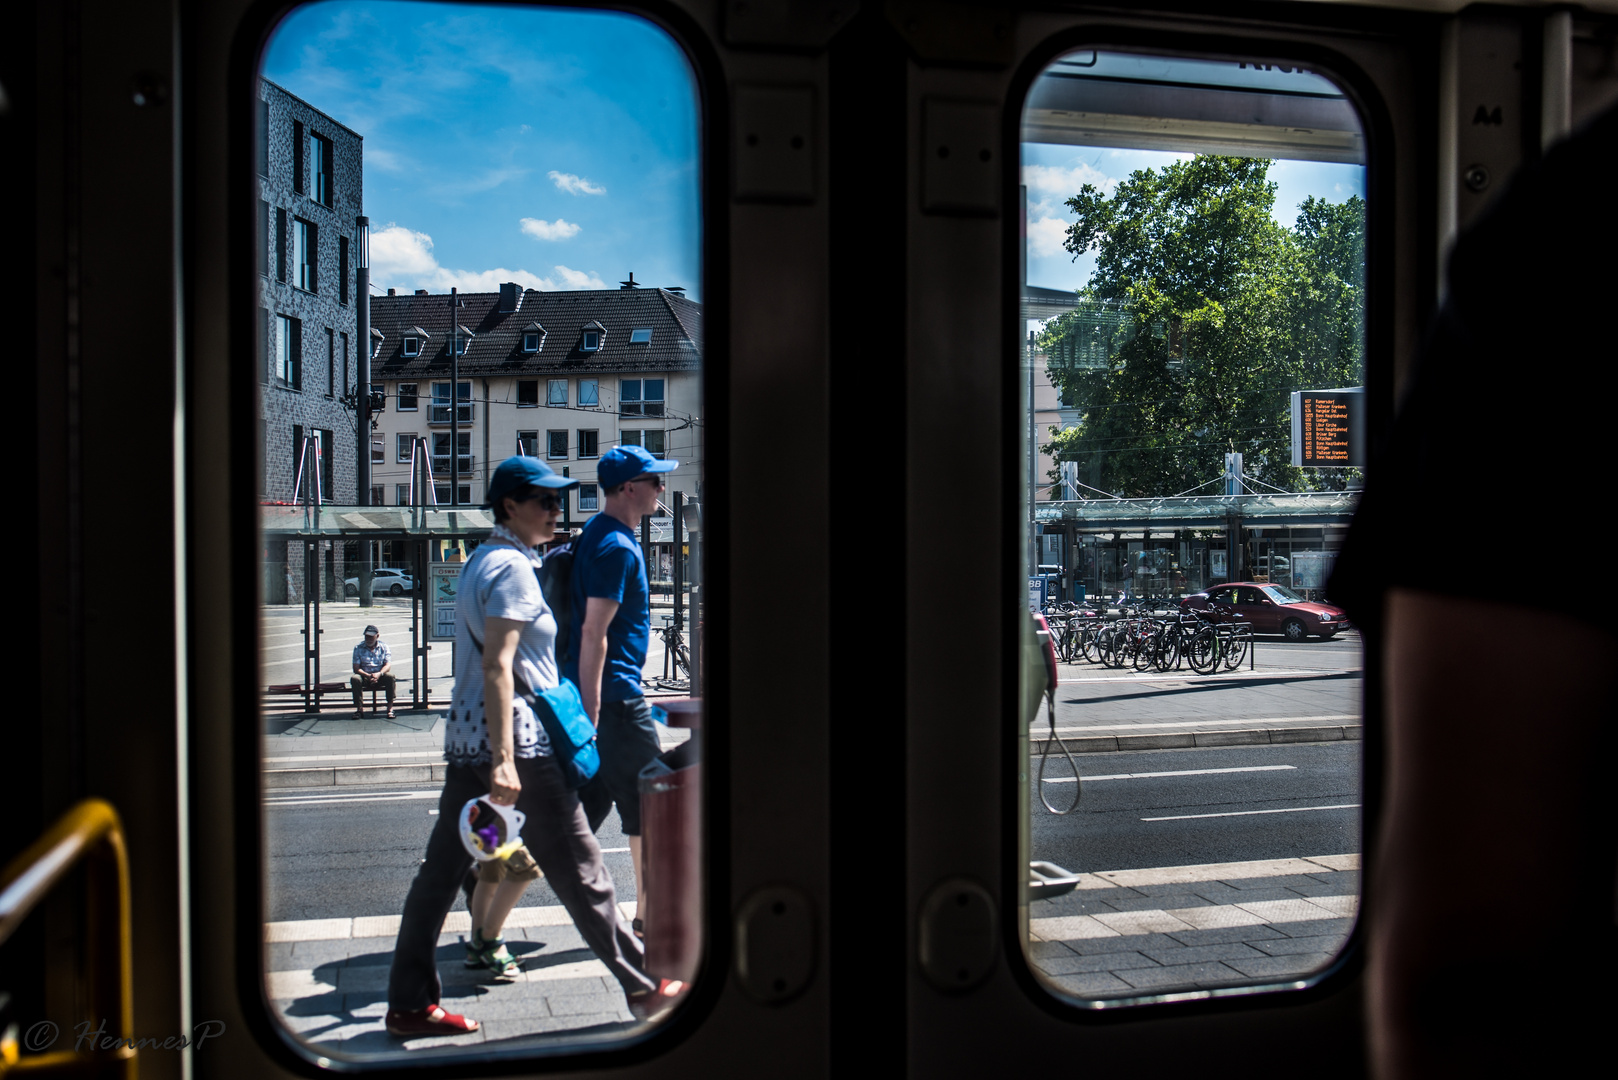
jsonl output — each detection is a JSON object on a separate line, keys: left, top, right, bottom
{"left": 454, "top": 325, "right": 475, "bottom": 356}
{"left": 522, "top": 322, "right": 545, "bottom": 354}
{"left": 581, "top": 320, "right": 606, "bottom": 351}
{"left": 401, "top": 325, "right": 430, "bottom": 358}
{"left": 629, "top": 327, "right": 653, "bottom": 344}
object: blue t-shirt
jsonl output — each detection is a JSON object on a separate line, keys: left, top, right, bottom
{"left": 563, "top": 513, "right": 649, "bottom": 702}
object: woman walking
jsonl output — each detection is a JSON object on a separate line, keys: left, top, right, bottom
{"left": 384, "top": 457, "right": 674, "bottom": 1038}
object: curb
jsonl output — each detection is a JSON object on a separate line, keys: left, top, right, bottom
{"left": 265, "top": 762, "right": 448, "bottom": 789}
{"left": 1050, "top": 725, "right": 1361, "bottom": 754}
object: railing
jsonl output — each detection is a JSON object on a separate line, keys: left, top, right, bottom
{"left": 0, "top": 800, "right": 135, "bottom": 1080}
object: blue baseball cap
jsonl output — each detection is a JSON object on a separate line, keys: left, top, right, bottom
{"left": 484, "top": 456, "right": 579, "bottom": 508}
{"left": 597, "top": 445, "right": 679, "bottom": 489}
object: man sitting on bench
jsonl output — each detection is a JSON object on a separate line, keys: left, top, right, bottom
{"left": 351, "top": 624, "right": 397, "bottom": 719}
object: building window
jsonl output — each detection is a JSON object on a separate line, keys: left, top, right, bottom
{"left": 326, "top": 328, "right": 335, "bottom": 397}
{"left": 341, "top": 332, "right": 350, "bottom": 394}
{"left": 434, "top": 484, "right": 472, "bottom": 505}
{"left": 257, "top": 99, "right": 269, "bottom": 177}
{"left": 579, "top": 378, "right": 599, "bottom": 407}
{"left": 310, "top": 131, "right": 334, "bottom": 207}
{"left": 619, "top": 379, "right": 641, "bottom": 414}
{"left": 371, "top": 438, "right": 385, "bottom": 465}
{"left": 431, "top": 381, "right": 472, "bottom": 424}
{"left": 577, "top": 429, "right": 599, "bottom": 458}
{"left": 523, "top": 332, "right": 541, "bottom": 353}
{"left": 547, "top": 379, "right": 568, "bottom": 406}
{"left": 581, "top": 325, "right": 603, "bottom": 351}
{"left": 629, "top": 327, "right": 653, "bottom": 344}
{"left": 370, "top": 485, "right": 384, "bottom": 505}
{"left": 547, "top": 431, "right": 568, "bottom": 459}
{"left": 277, "top": 314, "right": 302, "bottom": 390}
{"left": 643, "top": 378, "right": 665, "bottom": 417}
{"left": 454, "top": 332, "right": 471, "bottom": 356}
{"left": 259, "top": 201, "right": 270, "bottom": 276}
{"left": 258, "top": 307, "right": 270, "bottom": 384}
{"left": 294, "top": 218, "right": 318, "bottom": 292}
{"left": 397, "top": 433, "right": 415, "bottom": 462}
{"left": 396, "top": 484, "right": 410, "bottom": 506}
{"left": 275, "top": 208, "right": 287, "bottom": 282}
{"left": 398, "top": 383, "right": 418, "bottom": 411}
{"left": 578, "top": 483, "right": 599, "bottom": 512}
{"left": 432, "top": 431, "right": 472, "bottom": 474}
{"left": 643, "top": 429, "right": 666, "bottom": 459}
{"left": 402, "top": 335, "right": 420, "bottom": 358}
{"left": 517, "top": 380, "right": 539, "bottom": 407}
{"left": 339, "top": 236, "right": 349, "bottom": 305}
{"left": 516, "top": 431, "right": 538, "bottom": 456}
{"left": 293, "top": 426, "right": 333, "bottom": 500}
{"left": 292, "top": 120, "right": 304, "bottom": 194}
{"left": 620, "top": 429, "right": 640, "bottom": 448}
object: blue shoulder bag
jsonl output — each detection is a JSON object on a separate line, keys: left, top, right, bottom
{"left": 526, "top": 677, "right": 600, "bottom": 790}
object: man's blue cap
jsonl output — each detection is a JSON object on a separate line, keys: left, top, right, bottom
{"left": 484, "top": 456, "right": 579, "bottom": 508}
{"left": 598, "top": 445, "right": 679, "bottom": 489}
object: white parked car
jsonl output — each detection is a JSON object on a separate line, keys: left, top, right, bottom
{"left": 344, "top": 567, "right": 416, "bottom": 597}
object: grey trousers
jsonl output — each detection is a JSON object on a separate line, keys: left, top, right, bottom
{"left": 386, "top": 757, "right": 655, "bottom": 1011}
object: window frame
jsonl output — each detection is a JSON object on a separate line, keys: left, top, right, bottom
{"left": 396, "top": 433, "right": 415, "bottom": 463}
{"left": 546, "top": 430, "right": 568, "bottom": 460}
{"left": 402, "top": 335, "right": 420, "bottom": 358}
{"left": 547, "top": 379, "right": 568, "bottom": 407}
{"left": 516, "top": 430, "right": 538, "bottom": 457}
{"left": 397, "top": 382, "right": 418, "bottom": 411}
{"left": 578, "top": 378, "right": 599, "bottom": 407}
{"left": 577, "top": 429, "right": 599, "bottom": 458}
{"left": 577, "top": 483, "right": 599, "bottom": 512}
{"left": 517, "top": 380, "right": 540, "bottom": 407}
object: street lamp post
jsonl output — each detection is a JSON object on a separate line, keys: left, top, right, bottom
{"left": 450, "top": 287, "right": 459, "bottom": 507}
{"left": 356, "top": 216, "right": 373, "bottom": 607}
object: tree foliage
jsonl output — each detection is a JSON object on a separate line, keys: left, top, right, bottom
{"left": 1040, "top": 155, "right": 1364, "bottom": 498}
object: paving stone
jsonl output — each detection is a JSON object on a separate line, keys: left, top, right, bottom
{"left": 1046, "top": 972, "right": 1136, "bottom": 996}
{"left": 1026, "top": 940, "right": 1080, "bottom": 960}
{"left": 1225, "top": 874, "right": 1337, "bottom": 891}
{"left": 1115, "top": 961, "right": 1244, "bottom": 990}
{"left": 1034, "top": 950, "right": 1161, "bottom": 976}
{"left": 545, "top": 993, "right": 629, "bottom": 1018}
{"left": 1067, "top": 932, "right": 1186, "bottom": 956}
{"left": 478, "top": 1016, "right": 628, "bottom": 1041}
{"left": 1092, "top": 909, "right": 1199, "bottom": 935}
{"left": 1162, "top": 904, "right": 1268, "bottom": 931}
{"left": 1222, "top": 954, "right": 1332, "bottom": 979}
{"left": 1164, "top": 924, "right": 1286, "bottom": 947}
{"left": 285, "top": 939, "right": 373, "bottom": 967}
{"left": 1138, "top": 941, "right": 1271, "bottom": 966}
{"left": 1251, "top": 933, "right": 1350, "bottom": 957}
{"left": 1029, "top": 915, "right": 1120, "bottom": 942}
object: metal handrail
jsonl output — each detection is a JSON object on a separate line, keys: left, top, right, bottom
{"left": 0, "top": 799, "right": 135, "bottom": 1080}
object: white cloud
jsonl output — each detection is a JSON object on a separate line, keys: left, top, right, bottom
{"left": 520, "top": 217, "right": 582, "bottom": 241}
{"left": 1022, "top": 162, "right": 1117, "bottom": 197}
{"left": 548, "top": 170, "right": 607, "bottom": 196}
{"left": 369, "top": 222, "right": 606, "bottom": 294}
{"left": 1028, "top": 216, "right": 1072, "bottom": 258}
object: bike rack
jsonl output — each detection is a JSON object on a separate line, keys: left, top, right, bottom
{"left": 1028, "top": 860, "right": 1083, "bottom": 901}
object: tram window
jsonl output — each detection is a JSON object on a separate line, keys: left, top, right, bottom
{"left": 255, "top": 1, "right": 704, "bottom": 1060}
{"left": 1019, "top": 48, "right": 1366, "bottom": 1006}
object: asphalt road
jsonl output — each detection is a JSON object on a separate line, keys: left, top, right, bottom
{"left": 263, "top": 786, "right": 637, "bottom": 922}
{"left": 1029, "top": 741, "right": 1361, "bottom": 873}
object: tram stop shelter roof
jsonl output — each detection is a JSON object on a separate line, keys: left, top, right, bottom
{"left": 1034, "top": 491, "right": 1360, "bottom": 531}
{"left": 262, "top": 504, "right": 497, "bottom": 539}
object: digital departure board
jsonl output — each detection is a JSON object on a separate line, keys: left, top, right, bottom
{"left": 1291, "top": 388, "right": 1364, "bottom": 467}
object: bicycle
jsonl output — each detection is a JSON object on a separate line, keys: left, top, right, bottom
{"left": 655, "top": 615, "right": 692, "bottom": 690}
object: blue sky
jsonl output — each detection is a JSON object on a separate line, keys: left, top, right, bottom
{"left": 262, "top": 1, "right": 701, "bottom": 298}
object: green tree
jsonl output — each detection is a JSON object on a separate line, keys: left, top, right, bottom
{"left": 1040, "top": 156, "right": 1363, "bottom": 498}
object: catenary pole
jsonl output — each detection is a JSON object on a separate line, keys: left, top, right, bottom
{"left": 355, "top": 216, "right": 373, "bottom": 607}
{"left": 450, "top": 287, "right": 459, "bottom": 506}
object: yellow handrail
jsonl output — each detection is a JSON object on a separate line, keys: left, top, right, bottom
{"left": 0, "top": 800, "right": 135, "bottom": 1080}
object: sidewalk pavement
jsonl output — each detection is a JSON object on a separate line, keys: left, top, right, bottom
{"left": 1027, "top": 853, "right": 1358, "bottom": 996}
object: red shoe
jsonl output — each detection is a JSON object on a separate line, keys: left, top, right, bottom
{"left": 628, "top": 979, "right": 686, "bottom": 1022}
{"left": 385, "top": 1005, "right": 480, "bottom": 1038}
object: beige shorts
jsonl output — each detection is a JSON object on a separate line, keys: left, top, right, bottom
{"left": 476, "top": 841, "right": 541, "bottom": 883}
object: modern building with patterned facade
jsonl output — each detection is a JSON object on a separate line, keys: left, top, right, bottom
{"left": 257, "top": 79, "right": 364, "bottom": 601}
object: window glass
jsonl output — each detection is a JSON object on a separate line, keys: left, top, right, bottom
{"left": 256, "top": 0, "right": 703, "bottom": 1058}
{"left": 620, "top": 379, "right": 642, "bottom": 414}
{"left": 643, "top": 378, "right": 665, "bottom": 417}
{"left": 643, "top": 429, "right": 665, "bottom": 458}
{"left": 1020, "top": 48, "right": 1365, "bottom": 1005}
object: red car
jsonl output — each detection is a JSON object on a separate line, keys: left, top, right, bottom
{"left": 1180, "top": 582, "right": 1350, "bottom": 642}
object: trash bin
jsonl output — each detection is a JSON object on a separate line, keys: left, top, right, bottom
{"left": 637, "top": 736, "right": 701, "bottom": 985}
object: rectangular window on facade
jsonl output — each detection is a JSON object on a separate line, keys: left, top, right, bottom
{"left": 620, "top": 379, "right": 641, "bottom": 414}
{"left": 547, "top": 379, "right": 568, "bottom": 406}
{"left": 320, "top": 428, "right": 335, "bottom": 500}
{"left": 577, "top": 483, "right": 599, "bottom": 512}
{"left": 277, "top": 314, "right": 302, "bottom": 390}
{"left": 295, "top": 426, "right": 330, "bottom": 501}
{"left": 517, "top": 380, "right": 539, "bottom": 407}
{"left": 292, "top": 120, "right": 304, "bottom": 194}
{"left": 547, "top": 431, "right": 568, "bottom": 459}
{"left": 643, "top": 429, "right": 666, "bottom": 458}
{"left": 311, "top": 131, "right": 334, "bottom": 207}
{"left": 516, "top": 431, "right": 538, "bottom": 456}
{"left": 397, "top": 433, "right": 415, "bottom": 462}
{"left": 643, "top": 378, "right": 665, "bottom": 417}
{"left": 259, "top": 201, "right": 270, "bottom": 276}
{"left": 620, "top": 429, "right": 640, "bottom": 448}
{"left": 578, "top": 378, "right": 599, "bottom": 407}
{"left": 398, "top": 383, "right": 418, "bottom": 410}
{"left": 403, "top": 335, "right": 420, "bottom": 358}
{"left": 523, "top": 332, "right": 541, "bottom": 353}
{"left": 339, "top": 236, "right": 349, "bottom": 305}
{"left": 578, "top": 430, "right": 599, "bottom": 458}
{"left": 326, "top": 328, "right": 335, "bottom": 396}
{"left": 294, "top": 218, "right": 318, "bottom": 292}
{"left": 396, "top": 484, "right": 410, "bottom": 506}
{"left": 341, "top": 333, "right": 350, "bottom": 395}
{"left": 431, "top": 381, "right": 472, "bottom": 424}
{"left": 371, "top": 438, "right": 385, "bottom": 465}
{"left": 434, "top": 484, "right": 472, "bottom": 505}
{"left": 370, "top": 485, "right": 385, "bottom": 505}
{"left": 257, "top": 99, "right": 269, "bottom": 177}
{"left": 275, "top": 208, "right": 287, "bottom": 282}
{"left": 259, "top": 307, "right": 270, "bottom": 384}
{"left": 432, "top": 431, "right": 472, "bottom": 473}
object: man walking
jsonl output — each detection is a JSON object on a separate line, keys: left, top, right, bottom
{"left": 564, "top": 444, "right": 677, "bottom": 932}
{"left": 351, "top": 623, "right": 397, "bottom": 718}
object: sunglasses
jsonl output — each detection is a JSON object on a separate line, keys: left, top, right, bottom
{"left": 517, "top": 490, "right": 565, "bottom": 511}
{"left": 628, "top": 474, "right": 666, "bottom": 489}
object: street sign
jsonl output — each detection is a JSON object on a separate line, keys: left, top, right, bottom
{"left": 1291, "top": 388, "right": 1365, "bottom": 467}
{"left": 428, "top": 562, "right": 462, "bottom": 641}
{"left": 1028, "top": 577, "right": 1044, "bottom": 613}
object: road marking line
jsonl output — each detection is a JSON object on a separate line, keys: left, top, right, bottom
{"left": 1038, "top": 765, "right": 1296, "bottom": 784}
{"left": 1051, "top": 715, "right": 1358, "bottom": 734}
{"left": 1142, "top": 803, "right": 1361, "bottom": 821}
